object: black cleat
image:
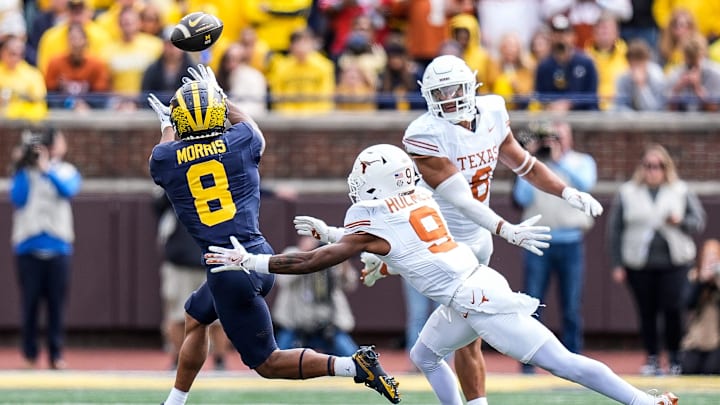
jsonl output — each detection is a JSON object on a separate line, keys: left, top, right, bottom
{"left": 352, "top": 345, "right": 401, "bottom": 403}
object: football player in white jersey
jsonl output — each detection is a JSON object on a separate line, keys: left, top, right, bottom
{"left": 206, "top": 144, "right": 678, "bottom": 405}
{"left": 404, "top": 54, "right": 604, "bottom": 405}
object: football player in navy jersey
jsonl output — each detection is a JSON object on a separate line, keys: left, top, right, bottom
{"left": 147, "top": 65, "right": 400, "bottom": 405}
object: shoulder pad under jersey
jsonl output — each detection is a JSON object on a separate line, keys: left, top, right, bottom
{"left": 403, "top": 114, "right": 450, "bottom": 157}
{"left": 475, "top": 94, "right": 508, "bottom": 113}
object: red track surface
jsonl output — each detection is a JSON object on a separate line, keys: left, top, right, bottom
{"left": 0, "top": 346, "right": 649, "bottom": 375}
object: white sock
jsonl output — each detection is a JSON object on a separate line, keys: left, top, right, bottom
{"left": 333, "top": 356, "right": 356, "bottom": 377}
{"left": 164, "top": 388, "right": 188, "bottom": 405}
{"left": 409, "top": 341, "right": 464, "bottom": 405}
{"left": 531, "top": 338, "right": 649, "bottom": 405}
{"left": 467, "top": 398, "right": 489, "bottom": 405}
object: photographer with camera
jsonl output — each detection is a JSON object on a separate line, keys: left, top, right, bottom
{"left": 10, "top": 128, "right": 82, "bottom": 370}
{"left": 512, "top": 120, "right": 598, "bottom": 374}
{"left": 680, "top": 239, "right": 720, "bottom": 374}
{"left": 271, "top": 235, "right": 360, "bottom": 357}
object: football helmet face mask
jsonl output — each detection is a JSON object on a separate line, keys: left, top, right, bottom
{"left": 348, "top": 144, "right": 419, "bottom": 203}
{"left": 419, "top": 55, "right": 479, "bottom": 124}
{"left": 170, "top": 80, "right": 227, "bottom": 140}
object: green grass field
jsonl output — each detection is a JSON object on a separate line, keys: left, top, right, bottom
{"left": 0, "top": 371, "right": 718, "bottom": 404}
{"left": 2, "top": 390, "right": 720, "bottom": 405}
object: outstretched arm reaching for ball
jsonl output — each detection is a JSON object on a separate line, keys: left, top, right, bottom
{"left": 206, "top": 232, "right": 390, "bottom": 276}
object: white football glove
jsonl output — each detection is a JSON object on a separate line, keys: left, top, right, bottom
{"left": 147, "top": 93, "right": 171, "bottom": 131}
{"left": 206, "top": 236, "right": 255, "bottom": 273}
{"left": 498, "top": 215, "right": 552, "bottom": 256}
{"left": 293, "top": 215, "right": 344, "bottom": 244}
{"left": 184, "top": 63, "right": 227, "bottom": 99}
{"left": 360, "top": 252, "right": 394, "bottom": 287}
{"left": 562, "top": 187, "right": 604, "bottom": 217}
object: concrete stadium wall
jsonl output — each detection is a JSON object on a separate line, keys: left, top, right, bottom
{"left": 0, "top": 110, "right": 718, "bottom": 342}
{"left": 0, "top": 192, "right": 717, "bottom": 339}
{"left": 1, "top": 110, "right": 719, "bottom": 181}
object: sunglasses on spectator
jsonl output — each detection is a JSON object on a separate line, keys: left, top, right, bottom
{"left": 643, "top": 162, "right": 664, "bottom": 170}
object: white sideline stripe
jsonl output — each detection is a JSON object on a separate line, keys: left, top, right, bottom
{"left": 0, "top": 371, "right": 717, "bottom": 393}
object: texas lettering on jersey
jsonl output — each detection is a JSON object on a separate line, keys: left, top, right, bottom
{"left": 402, "top": 94, "right": 512, "bottom": 251}
{"left": 456, "top": 145, "right": 499, "bottom": 171}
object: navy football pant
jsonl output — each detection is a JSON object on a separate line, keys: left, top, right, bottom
{"left": 184, "top": 241, "right": 276, "bottom": 369}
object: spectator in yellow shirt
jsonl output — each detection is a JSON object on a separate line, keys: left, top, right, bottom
{"left": 186, "top": 0, "right": 248, "bottom": 43}
{"left": 0, "top": 37, "right": 48, "bottom": 121}
{"left": 102, "top": 6, "right": 163, "bottom": 109}
{"left": 488, "top": 32, "right": 536, "bottom": 110}
{"left": 336, "top": 64, "right": 376, "bottom": 111}
{"left": 240, "top": 27, "right": 272, "bottom": 74}
{"left": 268, "top": 29, "right": 334, "bottom": 113}
{"left": 449, "top": 13, "right": 491, "bottom": 93}
{"left": 139, "top": 3, "right": 165, "bottom": 38}
{"left": 653, "top": 0, "right": 720, "bottom": 42}
{"left": 658, "top": 9, "right": 700, "bottom": 72}
{"left": 244, "top": 0, "right": 313, "bottom": 53}
{"left": 36, "top": 0, "right": 112, "bottom": 74}
{"left": 710, "top": 37, "right": 720, "bottom": 65}
{"left": 94, "top": 0, "right": 145, "bottom": 41}
{"left": 180, "top": 1, "right": 247, "bottom": 72}
{"left": 585, "top": 14, "right": 629, "bottom": 110}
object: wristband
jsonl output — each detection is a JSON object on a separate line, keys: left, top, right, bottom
{"left": 253, "top": 254, "right": 272, "bottom": 273}
{"left": 495, "top": 219, "right": 505, "bottom": 235}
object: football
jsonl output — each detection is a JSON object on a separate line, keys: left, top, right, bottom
{"left": 171, "top": 12, "right": 224, "bottom": 52}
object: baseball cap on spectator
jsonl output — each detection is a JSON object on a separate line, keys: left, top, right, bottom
{"left": 345, "top": 32, "right": 371, "bottom": 55}
{"left": 550, "top": 15, "right": 572, "bottom": 32}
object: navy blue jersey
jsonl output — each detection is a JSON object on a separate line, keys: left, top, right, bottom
{"left": 534, "top": 52, "right": 599, "bottom": 110}
{"left": 150, "top": 122, "right": 266, "bottom": 252}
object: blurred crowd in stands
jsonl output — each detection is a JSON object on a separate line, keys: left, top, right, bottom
{"left": 1, "top": 0, "right": 720, "bottom": 121}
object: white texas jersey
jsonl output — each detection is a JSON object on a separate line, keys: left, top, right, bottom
{"left": 343, "top": 187, "right": 479, "bottom": 306}
{"left": 403, "top": 95, "right": 511, "bottom": 263}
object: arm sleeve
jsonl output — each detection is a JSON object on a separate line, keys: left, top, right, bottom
{"left": 635, "top": 84, "right": 661, "bottom": 111}
{"left": 606, "top": 193, "right": 625, "bottom": 267}
{"left": 10, "top": 170, "right": 30, "bottom": 207}
{"left": 684, "top": 281, "right": 704, "bottom": 310}
{"left": 44, "top": 59, "right": 60, "bottom": 91}
{"left": 434, "top": 172, "right": 503, "bottom": 232}
{"left": 555, "top": 153, "right": 597, "bottom": 192}
{"left": 47, "top": 164, "right": 82, "bottom": 198}
{"left": 633, "top": 64, "right": 667, "bottom": 111}
{"left": 92, "top": 60, "right": 110, "bottom": 92}
{"left": 680, "top": 191, "right": 706, "bottom": 234}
